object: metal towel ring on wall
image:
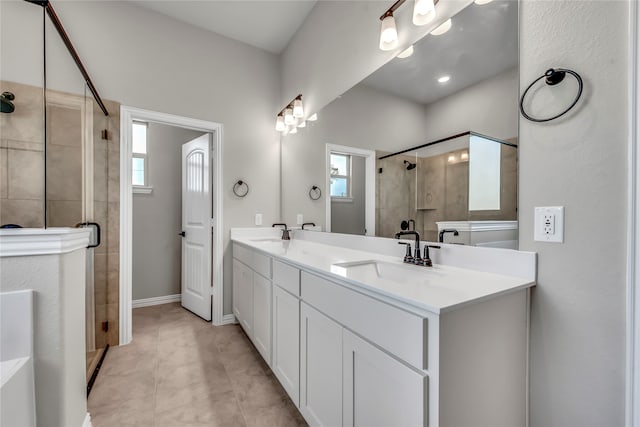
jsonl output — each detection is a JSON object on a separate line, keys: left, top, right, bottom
{"left": 233, "top": 180, "right": 249, "bottom": 197}
{"left": 520, "top": 68, "right": 583, "bottom": 123}
{"left": 309, "top": 186, "right": 322, "bottom": 200}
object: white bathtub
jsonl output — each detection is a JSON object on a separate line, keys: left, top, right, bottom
{"left": 1, "top": 290, "right": 36, "bottom": 427}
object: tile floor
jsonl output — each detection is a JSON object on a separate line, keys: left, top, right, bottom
{"left": 88, "top": 303, "right": 307, "bottom": 427}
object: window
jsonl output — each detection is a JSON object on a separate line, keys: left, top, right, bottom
{"left": 330, "top": 153, "right": 351, "bottom": 199}
{"left": 468, "top": 134, "right": 501, "bottom": 211}
{"left": 132, "top": 121, "right": 148, "bottom": 188}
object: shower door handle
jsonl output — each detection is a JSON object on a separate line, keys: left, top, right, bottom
{"left": 179, "top": 231, "right": 186, "bottom": 237}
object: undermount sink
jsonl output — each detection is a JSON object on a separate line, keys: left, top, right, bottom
{"left": 331, "top": 260, "right": 443, "bottom": 284}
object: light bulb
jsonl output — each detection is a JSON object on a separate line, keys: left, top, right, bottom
{"left": 448, "top": 154, "right": 456, "bottom": 163}
{"left": 474, "top": 0, "right": 493, "bottom": 4}
{"left": 293, "top": 98, "right": 304, "bottom": 118}
{"left": 289, "top": 126, "right": 298, "bottom": 134}
{"left": 397, "top": 45, "right": 414, "bottom": 59}
{"left": 461, "top": 151, "right": 469, "bottom": 161}
{"left": 437, "top": 75, "right": 450, "bottom": 83}
{"left": 431, "top": 18, "right": 452, "bottom": 36}
{"left": 297, "top": 121, "right": 306, "bottom": 128}
{"left": 379, "top": 13, "right": 398, "bottom": 51}
{"left": 307, "top": 113, "right": 318, "bottom": 121}
{"left": 284, "top": 107, "right": 295, "bottom": 125}
{"left": 275, "top": 115, "right": 285, "bottom": 132}
{"left": 413, "top": 0, "right": 436, "bottom": 26}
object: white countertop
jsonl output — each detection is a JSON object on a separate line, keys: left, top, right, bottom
{"left": 232, "top": 235, "right": 535, "bottom": 314}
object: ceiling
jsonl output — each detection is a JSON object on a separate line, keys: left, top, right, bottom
{"left": 130, "top": 0, "right": 317, "bottom": 54}
{"left": 361, "top": 0, "right": 518, "bottom": 105}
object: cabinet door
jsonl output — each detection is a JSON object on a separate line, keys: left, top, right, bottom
{"left": 272, "top": 285, "right": 300, "bottom": 406}
{"left": 232, "top": 259, "right": 253, "bottom": 337}
{"left": 300, "top": 303, "right": 343, "bottom": 427}
{"left": 343, "top": 329, "right": 427, "bottom": 427}
{"left": 252, "top": 272, "right": 272, "bottom": 364}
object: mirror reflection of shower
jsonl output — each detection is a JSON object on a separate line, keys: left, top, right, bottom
{"left": 1, "top": 92, "right": 15, "bottom": 113}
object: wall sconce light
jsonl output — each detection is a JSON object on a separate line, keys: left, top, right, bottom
{"left": 293, "top": 95, "right": 304, "bottom": 118}
{"left": 275, "top": 114, "right": 286, "bottom": 132}
{"left": 284, "top": 107, "right": 295, "bottom": 125}
{"left": 379, "top": 0, "right": 441, "bottom": 52}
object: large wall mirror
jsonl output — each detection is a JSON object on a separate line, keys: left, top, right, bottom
{"left": 281, "top": 0, "right": 518, "bottom": 247}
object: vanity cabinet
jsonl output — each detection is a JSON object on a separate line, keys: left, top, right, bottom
{"left": 272, "top": 260, "right": 301, "bottom": 406}
{"left": 300, "top": 302, "right": 343, "bottom": 427}
{"left": 343, "top": 330, "right": 427, "bottom": 427}
{"left": 232, "top": 245, "right": 272, "bottom": 364}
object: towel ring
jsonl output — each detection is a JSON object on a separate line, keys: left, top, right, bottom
{"left": 520, "top": 68, "right": 583, "bottom": 123}
{"left": 309, "top": 186, "right": 321, "bottom": 200}
{"left": 233, "top": 180, "right": 249, "bottom": 198}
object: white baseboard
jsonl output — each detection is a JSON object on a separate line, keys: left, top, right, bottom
{"left": 132, "top": 294, "right": 181, "bottom": 308}
{"left": 83, "top": 413, "right": 92, "bottom": 427}
{"left": 222, "top": 314, "right": 236, "bottom": 325}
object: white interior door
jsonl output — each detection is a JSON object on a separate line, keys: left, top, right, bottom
{"left": 181, "top": 134, "right": 212, "bottom": 320}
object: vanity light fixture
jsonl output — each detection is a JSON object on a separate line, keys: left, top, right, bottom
{"left": 379, "top": 10, "right": 398, "bottom": 51}
{"left": 397, "top": 45, "right": 414, "bottom": 59}
{"left": 437, "top": 75, "right": 450, "bottom": 83}
{"left": 308, "top": 113, "right": 318, "bottom": 121}
{"left": 275, "top": 114, "right": 286, "bottom": 132}
{"left": 284, "top": 107, "right": 295, "bottom": 125}
{"left": 413, "top": 0, "right": 436, "bottom": 26}
{"left": 430, "top": 18, "right": 452, "bottom": 35}
{"left": 293, "top": 95, "right": 304, "bottom": 118}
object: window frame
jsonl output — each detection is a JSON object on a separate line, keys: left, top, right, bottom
{"left": 131, "top": 121, "right": 152, "bottom": 193}
{"left": 330, "top": 152, "right": 353, "bottom": 201}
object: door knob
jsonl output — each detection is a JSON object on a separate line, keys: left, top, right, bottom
{"left": 179, "top": 231, "right": 186, "bottom": 237}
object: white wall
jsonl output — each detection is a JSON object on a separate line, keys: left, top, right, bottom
{"left": 422, "top": 67, "right": 518, "bottom": 141}
{"left": 1, "top": 1, "right": 282, "bottom": 315}
{"left": 519, "top": 2, "right": 628, "bottom": 425}
{"left": 132, "top": 123, "right": 204, "bottom": 301}
{"left": 331, "top": 155, "right": 366, "bottom": 235}
{"left": 282, "top": 83, "right": 427, "bottom": 228}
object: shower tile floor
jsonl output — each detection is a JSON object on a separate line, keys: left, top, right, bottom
{"left": 88, "top": 303, "right": 307, "bottom": 427}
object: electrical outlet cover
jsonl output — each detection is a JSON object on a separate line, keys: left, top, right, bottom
{"left": 255, "top": 213, "right": 263, "bottom": 226}
{"left": 534, "top": 206, "right": 564, "bottom": 243}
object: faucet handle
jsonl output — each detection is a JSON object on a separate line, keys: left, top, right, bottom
{"left": 398, "top": 242, "right": 413, "bottom": 263}
{"left": 423, "top": 244, "right": 441, "bottom": 267}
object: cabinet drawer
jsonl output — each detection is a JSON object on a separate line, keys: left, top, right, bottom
{"left": 301, "top": 271, "right": 427, "bottom": 370}
{"left": 233, "top": 243, "right": 272, "bottom": 279}
{"left": 273, "top": 260, "right": 300, "bottom": 296}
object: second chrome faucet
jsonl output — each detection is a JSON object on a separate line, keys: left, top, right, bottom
{"left": 395, "top": 230, "right": 440, "bottom": 267}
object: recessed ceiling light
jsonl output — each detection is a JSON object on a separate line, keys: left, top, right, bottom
{"left": 397, "top": 45, "right": 414, "bottom": 59}
{"left": 437, "top": 75, "right": 450, "bottom": 83}
{"left": 431, "top": 18, "right": 452, "bottom": 36}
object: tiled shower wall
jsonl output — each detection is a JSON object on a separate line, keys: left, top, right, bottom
{"left": 0, "top": 80, "right": 121, "bottom": 347}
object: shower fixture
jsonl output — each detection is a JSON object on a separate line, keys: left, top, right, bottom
{"left": 404, "top": 160, "right": 417, "bottom": 170}
{"left": 1, "top": 92, "right": 15, "bottom": 113}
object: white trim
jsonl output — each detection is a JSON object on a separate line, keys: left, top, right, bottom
{"left": 132, "top": 186, "right": 153, "bottom": 194}
{"left": 120, "top": 106, "right": 224, "bottom": 346}
{"left": 325, "top": 144, "right": 376, "bottom": 236}
{"left": 222, "top": 314, "right": 237, "bottom": 325}
{"left": 331, "top": 197, "right": 353, "bottom": 203}
{"left": 132, "top": 294, "right": 181, "bottom": 308}
{"left": 0, "top": 228, "right": 90, "bottom": 257}
{"left": 627, "top": 1, "right": 640, "bottom": 425}
{"left": 435, "top": 220, "right": 518, "bottom": 232}
{"left": 82, "top": 412, "right": 93, "bottom": 427}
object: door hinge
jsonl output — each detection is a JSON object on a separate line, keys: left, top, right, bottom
{"left": 101, "top": 321, "right": 109, "bottom": 332}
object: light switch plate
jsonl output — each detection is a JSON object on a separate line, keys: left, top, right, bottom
{"left": 534, "top": 206, "right": 564, "bottom": 243}
{"left": 255, "top": 213, "right": 262, "bottom": 226}
{"left": 297, "top": 214, "right": 303, "bottom": 225}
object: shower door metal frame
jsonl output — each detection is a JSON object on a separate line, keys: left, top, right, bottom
{"left": 118, "top": 106, "right": 226, "bottom": 346}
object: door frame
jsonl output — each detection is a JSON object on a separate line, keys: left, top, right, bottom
{"left": 325, "top": 144, "right": 376, "bottom": 235}
{"left": 119, "top": 106, "right": 224, "bottom": 345}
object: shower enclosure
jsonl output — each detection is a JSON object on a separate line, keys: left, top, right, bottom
{"left": 0, "top": 0, "right": 120, "bottom": 391}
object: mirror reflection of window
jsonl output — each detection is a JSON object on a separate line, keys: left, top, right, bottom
{"left": 330, "top": 153, "right": 351, "bottom": 198}
{"left": 468, "top": 135, "right": 501, "bottom": 211}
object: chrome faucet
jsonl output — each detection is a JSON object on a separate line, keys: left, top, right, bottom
{"left": 395, "top": 230, "right": 423, "bottom": 265}
{"left": 438, "top": 228, "right": 459, "bottom": 243}
{"left": 272, "top": 223, "right": 290, "bottom": 240}
{"left": 302, "top": 222, "right": 316, "bottom": 230}
{"left": 423, "top": 244, "right": 441, "bottom": 267}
